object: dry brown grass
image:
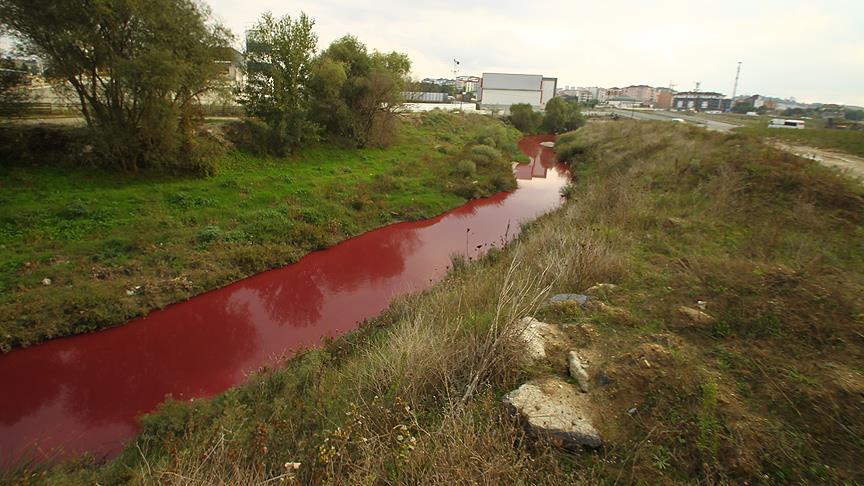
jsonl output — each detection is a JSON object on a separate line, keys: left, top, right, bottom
{"left": 22, "top": 120, "right": 864, "bottom": 485}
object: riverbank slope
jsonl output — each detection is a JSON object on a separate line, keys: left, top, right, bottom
{"left": 0, "top": 111, "right": 521, "bottom": 351}
{"left": 11, "top": 121, "right": 864, "bottom": 484}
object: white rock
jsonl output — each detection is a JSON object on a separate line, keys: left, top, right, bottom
{"left": 586, "top": 283, "right": 618, "bottom": 294}
{"left": 513, "top": 317, "right": 565, "bottom": 361}
{"left": 41, "top": 278, "right": 52, "bottom": 286}
{"left": 568, "top": 351, "right": 590, "bottom": 393}
{"left": 503, "top": 378, "right": 602, "bottom": 449}
{"left": 677, "top": 306, "right": 715, "bottom": 325}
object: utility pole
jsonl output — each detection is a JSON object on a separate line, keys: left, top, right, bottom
{"left": 453, "top": 59, "right": 461, "bottom": 109}
{"left": 693, "top": 82, "right": 701, "bottom": 112}
{"left": 730, "top": 61, "right": 742, "bottom": 112}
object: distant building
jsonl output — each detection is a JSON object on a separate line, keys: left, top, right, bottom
{"left": 654, "top": 87, "right": 674, "bottom": 109}
{"left": 456, "top": 75, "right": 481, "bottom": 94}
{"left": 584, "top": 87, "right": 608, "bottom": 103}
{"left": 607, "top": 96, "right": 639, "bottom": 108}
{"left": 749, "top": 95, "right": 778, "bottom": 111}
{"left": 607, "top": 87, "right": 625, "bottom": 98}
{"left": 673, "top": 92, "right": 731, "bottom": 112}
{"left": 623, "top": 85, "right": 655, "bottom": 105}
{"left": 478, "top": 73, "right": 557, "bottom": 113}
{"left": 402, "top": 92, "right": 447, "bottom": 103}
{"left": 214, "top": 47, "right": 244, "bottom": 84}
{"left": 556, "top": 86, "right": 607, "bottom": 103}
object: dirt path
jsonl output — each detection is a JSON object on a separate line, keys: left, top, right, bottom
{"left": 772, "top": 141, "right": 864, "bottom": 181}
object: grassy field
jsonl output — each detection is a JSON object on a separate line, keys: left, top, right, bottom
{"left": 15, "top": 120, "right": 863, "bottom": 484}
{"left": 0, "top": 111, "right": 521, "bottom": 351}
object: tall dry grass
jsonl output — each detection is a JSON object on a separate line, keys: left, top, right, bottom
{"left": 27, "top": 119, "right": 864, "bottom": 485}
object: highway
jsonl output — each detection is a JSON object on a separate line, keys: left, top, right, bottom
{"left": 608, "top": 109, "right": 741, "bottom": 132}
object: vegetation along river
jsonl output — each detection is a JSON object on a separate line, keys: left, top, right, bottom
{"left": 0, "top": 135, "right": 569, "bottom": 466}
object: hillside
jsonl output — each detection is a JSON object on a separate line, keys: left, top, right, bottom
{"left": 11, "top": 121, "right": 864, "bottom": 485}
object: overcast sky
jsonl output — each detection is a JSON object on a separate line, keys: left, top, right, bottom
{"left": 3, "top": 0, "right": 853, "bottom": 106}
{"left": 206, "top": 0, "right": 864, "bottom": 105}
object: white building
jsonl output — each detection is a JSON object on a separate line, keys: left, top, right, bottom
{"left": 478, "top": 73, "right": 557, "bottom": 113}
{"left": 583, "top": 86, "right": 608, "bottom": 103}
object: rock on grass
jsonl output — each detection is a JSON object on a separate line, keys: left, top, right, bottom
{"left": 503, "top": 377, "right": 602, "bottom": 449}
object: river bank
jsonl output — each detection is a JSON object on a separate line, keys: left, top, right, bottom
{"left": 0, "top": 111, "right": 521, "bottom": 351}
{"left": 7, "top": 120, "right": 864, "bottom": 484}
{"left": 0, "top": 134, "right": 568, "bottom": 468}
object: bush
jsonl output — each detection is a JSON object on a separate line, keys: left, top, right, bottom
{"left": 469, "top": 144, "right": 501, "bottom": 165}
{"left": 454, "top": 159, "right": 476, "bottom": 177}
{"left": 542, "top": 97, "right": 584, "bottom": 134}
{"left": 554, "top": 130, "right": 588, "bottom": 162}
{"left": 508, "top": 103, "right": 542, "bottom": 133}
{"left": 223, "top": 119, "right": 276, "bottom": 156}
{"left": 470, "top": 123, "right": 520, "bottom": 151}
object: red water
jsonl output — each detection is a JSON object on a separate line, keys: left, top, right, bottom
{"left": 0, "top": 136, "right": 567, "bottom": 467}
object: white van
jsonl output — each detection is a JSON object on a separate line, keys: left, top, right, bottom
{"left": 769, "top": 119, "right": 806, "bottom": 129}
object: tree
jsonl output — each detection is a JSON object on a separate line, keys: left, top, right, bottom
{"left": 542, "top": 97, "right": 584, "bottom": 133}
{"left": 732, "top": 102, "right": 755, "bottom": 114}
{"left": 310, "top": 36, "right": 410, "bottom": 147}
{"left": 0, "top": 0, "right": 232, "bottom": 172}
{"left": 0, "top": 59, "right": 30, "bottom": 116}
{"left": 238, "top": 12, "right": 318, "bottom": 155}
{"left": 508, "top": 103, "right": 542, "bottom": 133}
{"left": 845, "top": 109, "right": 864, "bottom": 121}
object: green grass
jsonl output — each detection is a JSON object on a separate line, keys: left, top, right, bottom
{"left": 0, "top": 111, "right": 520, "bottom": 351}
{"left": 8, "top": 120, "right": 864, "bottom": 485}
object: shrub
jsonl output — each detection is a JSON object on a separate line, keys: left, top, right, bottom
{"left": 469, "top": 144, "right": 501, "bottom": 164}
{"left": 455, "top": 159, "right": 476, "bottom": 177}
{"left": 560, "top": 182, "right": 577, "bottom": 199}
{"left": 508, "top": 103, "right": 542, "bottom": 133}
{"left": 196, "top": 225, "right": 223, "bottom": 244}
{"left": 542, "top": 97, "right": 584, "bottom": 133}
{"left": 470, "top": 123, "right": 520, "bottom": 151}
{"left": 554, "top": 130, "right": 588, "bottom": 163}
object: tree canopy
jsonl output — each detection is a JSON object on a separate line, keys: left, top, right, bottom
{"left": 0, "top": 0, "right": 232, "bottom": 172}
{"left": 542, "top": 97, "right": 584, "bottom": 134}
{"left": 508, "top": 103, "right": 542, "bottom": 133}
{"left": 237, "top": 12, "right": 317, "bottom": 155}
{"left": 309, "top": 35, "right": 411, "bottom": 147}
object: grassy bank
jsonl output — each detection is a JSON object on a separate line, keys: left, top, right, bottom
{"left": 10, "top": 120, "right": 864, "bottom": 485}
{"left": 0, "top": 111, "right": 521, "bottom": 351}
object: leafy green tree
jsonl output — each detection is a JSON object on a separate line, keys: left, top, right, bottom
{"left": 238, "top": 12, "right": 318, "bottom": 155}
{"left": 508, "top": 103, "right": 542, "bottom": 133}
{"left": 542, "top": 97, "right": 584, "bottom": 133}
{"left": 310, "top": 36, "right": 410, "bottom": 147}
{"left": 732, "top": 102, "right": 755, "bottom": 114}
{"left": 0, "top": 0, "right": 232, "bottom": 172}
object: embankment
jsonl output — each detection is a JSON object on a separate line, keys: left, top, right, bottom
{"left": 11, "top": 120, "right": 864, "bottom": 485}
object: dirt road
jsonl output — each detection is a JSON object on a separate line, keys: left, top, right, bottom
{"left": 772, "top": 141, "right": 864, "bottom": 181}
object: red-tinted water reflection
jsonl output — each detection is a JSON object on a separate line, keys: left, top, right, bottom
{"left": 0, "top": 136, "right": 567, "bottom": 466}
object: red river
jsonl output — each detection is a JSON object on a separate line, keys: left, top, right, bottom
{"left": 0, "top": 136, "right": 567, "bottom": 466}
